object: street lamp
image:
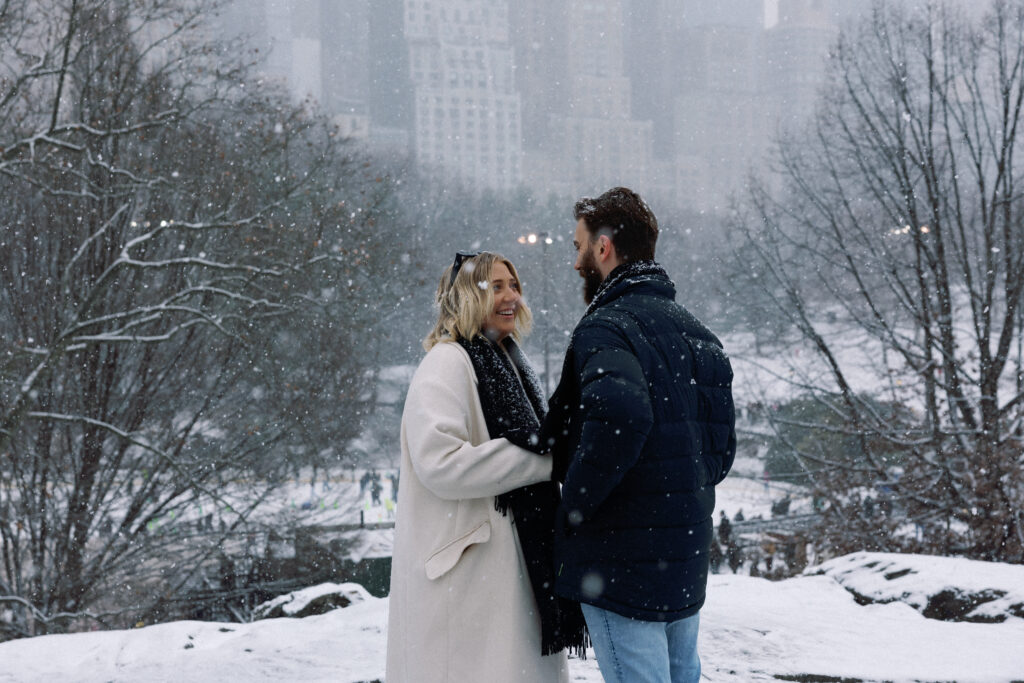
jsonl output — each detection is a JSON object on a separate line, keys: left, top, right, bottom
{"left": 517, "top": 231, "right": 554, "bottom": 394}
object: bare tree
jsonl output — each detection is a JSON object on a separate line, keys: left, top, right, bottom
{"left": 0, "top": 0, "right": 398, "bottom": 638}
{"left": 733, "top": 0, "right": 1024, "bottom": 562}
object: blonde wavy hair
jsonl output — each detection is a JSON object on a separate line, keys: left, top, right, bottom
{"left": 423, "top": 251, "right": 533, "bottom": 350}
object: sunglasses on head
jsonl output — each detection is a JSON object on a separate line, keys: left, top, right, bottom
{"left": 449, "top": 251, "right": 481, "bottom": 287}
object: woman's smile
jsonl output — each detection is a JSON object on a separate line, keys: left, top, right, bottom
{"left": 485, "top": 261, "right": 521, "bottom": 340}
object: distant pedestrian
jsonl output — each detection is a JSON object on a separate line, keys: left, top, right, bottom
{"left": 862, "top": 495, "right": 875, "bottom": 518}
{"left": 783, "top": 540, "right": 796, "bottom": 568}
{"left": 727, "top": 542, "right": 743, "bottom": 574}
{"left": 734, "top": 508, "right": 745, "bottom": 522}
{"left": 709, "top": 539, "right": 724, "bottom": 574}
{"left": 879, "top": 493, "right": 893, "bottom": 517}
{"left": 771, "top": 494, "right": 791, "bottom": 517}
{"left": 370, "top": 477, "right": 382, "bottom": 506}
{"left": 761, "top": 538, "right": 777, "bottom": 573}
{"left": 218, "top": 553, "right": 235, "bottom": 591}
{"left": 718, "top": 511, "right": 732, "bottom": 546}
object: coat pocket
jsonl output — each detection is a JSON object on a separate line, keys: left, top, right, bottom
{"left": 424, "top": 521, "right": 492, "bottom": 580}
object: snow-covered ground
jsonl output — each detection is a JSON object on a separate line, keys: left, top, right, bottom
{"left": 3, "top": 552, "right": 1022, "bottom": 682}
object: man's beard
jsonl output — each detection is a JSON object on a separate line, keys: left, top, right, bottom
{"left": 579, "top": 249, "right": 604, "bottom": 304}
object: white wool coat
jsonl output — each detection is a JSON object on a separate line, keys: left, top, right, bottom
{"left": 385, "top": 341, "right": 569, "bottom": 683}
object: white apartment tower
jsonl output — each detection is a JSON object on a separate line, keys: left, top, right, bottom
{"left": 404, "top": 0, "right": 522, "bottom": 192}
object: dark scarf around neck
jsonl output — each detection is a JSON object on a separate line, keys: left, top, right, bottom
{"left": 584, "top": 259, "right": 670, "bottom": 318}
{"left": 456, "top": 334, "right": 587, "bottom": 657}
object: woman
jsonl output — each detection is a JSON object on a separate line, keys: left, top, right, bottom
{"left": 386, "top": 252, "right": 584, "bottom": 682}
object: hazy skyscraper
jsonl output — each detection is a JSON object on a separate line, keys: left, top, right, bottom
{"left": 214, "top": 0, "right": 311, "bottom": 101}
{"left": 366, "top": 0, "right": 414, "bottom": 152}
{"left": 509, "top": 0, "right": 568, "bottom": 151}
{"left": 404, "top": 0, "right": 522, "bottom": 192}
{"left": 320, "top": 1, "right": 370, "bottom": 114}
{"left": 764, "top": 0, "right": 838, "bottom": 133}
{"left": 625, "top": 0, "right": 686, "bottom": 161}
{"left": 523, "top": 0, "right": 652, "bottom": 198}
{"left": 683, "top": 0, "right": 765, "bottom": 29}
{"left": 675, "top": 0, "right": 765, "bottom": 209}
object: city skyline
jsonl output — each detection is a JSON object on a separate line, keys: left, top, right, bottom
{"left": 219, "top": 0, "right": 841, "bottom": 210}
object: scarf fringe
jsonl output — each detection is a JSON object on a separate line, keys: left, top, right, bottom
{"left": 541, "top": 614, "right": 590, "bottom": 658}
{"left": 494, "top": 496, "right": 513, "bottom": 517}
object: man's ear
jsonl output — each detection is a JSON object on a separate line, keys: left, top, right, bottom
{"left": 597, "top": 234, "right": 613, "bottom": 262}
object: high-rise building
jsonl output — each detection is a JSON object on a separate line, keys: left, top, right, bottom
{"left": 509, "top": 0, "right": 568, "bottom": 151}
{"left": 764, "top": 0, "right": 838, "bottom": 134}
{"left": 683, "top": 0, "right": 765, "bottom": 29}
{"left": 213, "top": 1, "right": 340, "bottom": 109}
{"left": 674, "top": 0, "right": 766, "bottom": 209}
{"left": 216, "top": 1, "right": 411, "bottom": 153}
{"left": 624, "top": 0, "right": 687, "bottom": 161}
{"left": 366, "top": 1, "right": 414, "bottom": 136}
{"left": 213, "top": 0, "right": 304, "bottom": 100}
{"left": 320, "top": 1, "right": 370, "bottom": 115}
{"left": 524, "top": 0, "right": 653, "bottom": 199}
{"left": 404, "top": 0, "right": 522, "bottom": 192}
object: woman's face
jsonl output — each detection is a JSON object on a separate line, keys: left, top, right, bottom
{"left": 483, "top": 261, "right": 522, "bottom": 342}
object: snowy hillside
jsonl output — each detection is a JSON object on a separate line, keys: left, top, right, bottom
{"left": 2, "top": 553, "right": 1022, "bottom": 683}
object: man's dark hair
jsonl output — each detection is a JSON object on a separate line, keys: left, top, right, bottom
{"left": 573, "top": 186, "right": 658, "bottom": 262}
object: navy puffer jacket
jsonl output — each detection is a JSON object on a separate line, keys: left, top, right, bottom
{"left": 544, "top": 261, "right": 735, "bottom": 621}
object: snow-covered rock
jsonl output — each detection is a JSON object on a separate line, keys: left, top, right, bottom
{"left": 252, "top": 582, "right": 370, "bottom": 620}
{"left": 805, "top": 551, "right": 1024, "bottom": 622}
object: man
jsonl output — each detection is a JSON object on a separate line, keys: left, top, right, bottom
{"left": 543, "top": 187, "right": 735, "bottom": 683}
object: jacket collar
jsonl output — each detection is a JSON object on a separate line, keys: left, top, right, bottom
{"left": 583, "top": 260, "right": 674, "bottom": 317}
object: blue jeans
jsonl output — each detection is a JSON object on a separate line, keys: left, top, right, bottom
{"left": 581, "top": 603, "right": 701, "bottom": 683}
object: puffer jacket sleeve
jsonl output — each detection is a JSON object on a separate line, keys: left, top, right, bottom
{"left": 560, "top": 318, "right": 654, "bottom": 522}
{"left": 403, "top": 342, "right": 553, "bottom": 500}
